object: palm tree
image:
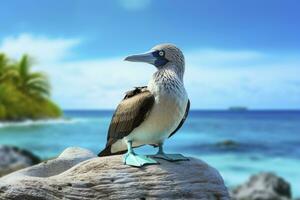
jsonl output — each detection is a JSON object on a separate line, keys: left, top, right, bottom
{"left": 15, "top": 55, "right": 50, "bottom": 98}
{"left": 0, "top": 53, "right": 9, "bottom": 82}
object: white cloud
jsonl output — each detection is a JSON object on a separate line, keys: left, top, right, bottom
{"left": 118, "top": 0, "right": 151, "bottom": 11}
{"left": 46, "top": 58, "right": 156, "bottom": 109}
{"left": 185, "top": 63, "right": 300, "bottom": 109}
{"left": 1, "top": 33, "right": 300, "bottom": 109}
{"left": 184, "top": 49, "right": 300, "bottom": 109}
{"left": 0, "top": 33, "right": 80, "bottom": 63}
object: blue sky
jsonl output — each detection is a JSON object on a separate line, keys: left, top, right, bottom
{"left": 0, "top": 0, "right": 300, "bottom": 109}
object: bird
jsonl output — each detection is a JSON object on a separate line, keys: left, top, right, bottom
{"left": 98, "top": 43, "right": 190, "bottom": 167}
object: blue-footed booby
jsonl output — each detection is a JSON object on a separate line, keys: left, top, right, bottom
{"left": 98, "top": 44, "right": 190, "bottom": 167}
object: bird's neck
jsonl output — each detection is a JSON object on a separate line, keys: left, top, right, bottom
{"left": 148, "top": 64, "right": 185, "bottom": 96}
{"left": 153, "top": 63, "right": 184, "bottom": 83}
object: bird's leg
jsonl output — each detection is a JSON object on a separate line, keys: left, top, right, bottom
{"left": 123, "top": 140, "right": 158, "bottom": 167}
{"left": 152, "top": 143, "right": 189, "bottom": 162}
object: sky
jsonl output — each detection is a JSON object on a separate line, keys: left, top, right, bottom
{"left": 0, "top": 0, "right": 300, "bottom": 109}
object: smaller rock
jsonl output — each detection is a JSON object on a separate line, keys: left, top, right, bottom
{"left": 231, "top": 172, "right": 292, "bottom": 200}
{"left": 216, "top": 140, "right": 238, "bottom": 148}
{"left": 0, "top": 145, "right": 40, "bottom": 177}
{"left": 15, "top": 147, "right": 96, "bottom": 178}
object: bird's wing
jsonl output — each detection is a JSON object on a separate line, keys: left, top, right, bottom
{"left": 98, "top": 87, "right": 154, "bottom": 156}
{"left": 168, "top": 99, "right": 190, "bottom": 138}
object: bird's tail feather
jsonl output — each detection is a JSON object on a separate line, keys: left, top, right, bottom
{"left": 97, "top": 146, "right": 127, "bottom": 157}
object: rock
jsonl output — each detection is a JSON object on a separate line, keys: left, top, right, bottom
{"left": 216, "top": 140, "right": 239, "bottom": 148}
{"left": 231, "top": 172, "right": 292, "bottom": 200}
{"left": 0, "top": 147, "right": 229, "bottom": 200}
{"left": 0, "top": 145, "right": 40, "bottom": 177}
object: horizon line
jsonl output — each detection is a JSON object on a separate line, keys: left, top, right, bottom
{"left": 62, "top": 109, "right": 300, "bottom": 112}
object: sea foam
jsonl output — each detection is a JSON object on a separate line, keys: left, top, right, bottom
{"left": 0, "top": 118, "right": 86, "bottom": 128}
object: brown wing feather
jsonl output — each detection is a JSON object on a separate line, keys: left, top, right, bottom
{"left": 168, "top": 99, "right": 190, "bottom": 138}
{"left": 98, "top": 87, "right": 154, "bottom": 156}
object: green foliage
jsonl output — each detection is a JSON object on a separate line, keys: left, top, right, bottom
{"left": 0, "top": 104, "right": 6, "bottom": 119}
{"left": 15, "top": 55, "right": 50, "bottom": 97}
{"left": 0, "top": 53, "right": 10, "bottom": 82}
{"left": 0, "top": 53, "right": 62, "bottom": 121}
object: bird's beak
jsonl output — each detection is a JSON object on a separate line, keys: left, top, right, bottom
{"left": 124, "top": 51, "right": 156, "bottom": 65}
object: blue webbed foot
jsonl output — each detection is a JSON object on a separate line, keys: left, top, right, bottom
{"left": 153, "top": 153, "right": 189, "bottom": 162}
{"left": 123, "top": 140, "right": 158, "bottom": 167}
{"left": 123, "top": 153, "right": 158, "bottom": 167}
{"left": 151, "top": 143, "right": 189, "bottom": 162}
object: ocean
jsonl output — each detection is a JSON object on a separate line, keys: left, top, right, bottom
{"left": 0, "top": 110, "right": 300, "bottom": 196}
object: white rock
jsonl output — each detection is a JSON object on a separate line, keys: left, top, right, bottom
{"left": 0, "top": 147, "right": 229, "bottom": 200}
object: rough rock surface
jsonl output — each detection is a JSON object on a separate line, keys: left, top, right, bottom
{"left": 231, "top": 172, "right": 292, "bottom": 200}
{"left": 0, "top": 145, "right": 40, "bottom": 177}
{"left": 0, "top": 147, "right": 229, "bottom": 200}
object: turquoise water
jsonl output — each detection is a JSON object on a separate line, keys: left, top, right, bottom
{"left": 0, "top": 110, "right": 300, "bottom": 196}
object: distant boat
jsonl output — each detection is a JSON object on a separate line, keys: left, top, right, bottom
{"left": 228, "top": 106, "right": 248, "bottom": 111}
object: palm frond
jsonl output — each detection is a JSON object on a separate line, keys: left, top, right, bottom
{"left": 18, "top": 55, "right": 31, "bottom": 79}
{"left": 13, "top": 55, "right": 51, "bottom": 98}
{"left": 27, "top": 84, "right": 50, "bottom": 97}
{"left": 26, "top": 79, "right": 51, "bottom": 97}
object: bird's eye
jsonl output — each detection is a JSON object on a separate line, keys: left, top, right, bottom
{"left": 159, "top": 51, "right": 164, "bottom": 57}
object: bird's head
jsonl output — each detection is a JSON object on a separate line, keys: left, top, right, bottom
{"left": 124, "top": 43, "right": 185, "bottom": 76}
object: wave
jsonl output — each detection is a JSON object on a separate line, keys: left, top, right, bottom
{"left": 0, "top": 118, "right": 87, "bottom": 128}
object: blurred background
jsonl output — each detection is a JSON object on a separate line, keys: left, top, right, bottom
{"left": 0, "top": 0, "right": 299, "bottom": 198}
